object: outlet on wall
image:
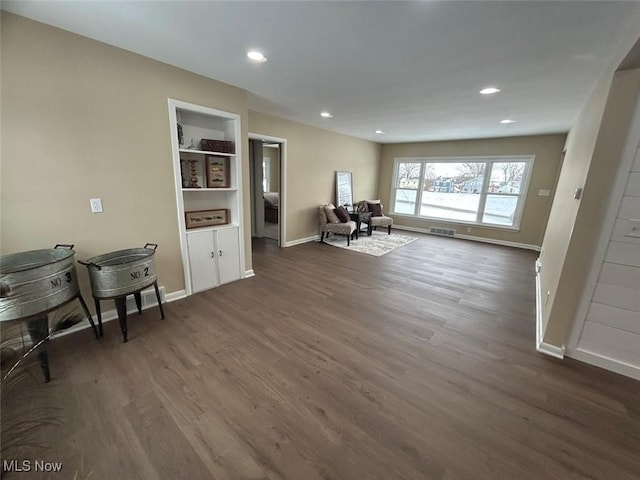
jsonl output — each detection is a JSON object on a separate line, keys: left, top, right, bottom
{"left": 90, "top": 198, "right": 103, "bottom": 213}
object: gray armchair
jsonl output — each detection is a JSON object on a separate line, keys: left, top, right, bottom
{"left": 357, "top": 200, "right": 393, "bottom": 234}
{"left": 318, "top": 205, "right": 356, "bottom": 246}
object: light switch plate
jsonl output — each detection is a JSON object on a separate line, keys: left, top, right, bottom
{"left": 538, "top": 189, "right": 550, "bottom": 197}
{"left": 90, "top": 198, "right": 103, "bottom": 213}
{"left": 573, "top": 187, "right": 583, "bottom": 200}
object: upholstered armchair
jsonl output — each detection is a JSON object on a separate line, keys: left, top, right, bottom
{"left": 357, "top": 200, "right": 393, "bottom": 234}
{"left": 318, "top": 205, "right": 357, "bottom": 246}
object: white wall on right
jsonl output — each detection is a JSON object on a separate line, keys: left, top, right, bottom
{"left": 571, "top": 144, "right": 640, "bottom": 378}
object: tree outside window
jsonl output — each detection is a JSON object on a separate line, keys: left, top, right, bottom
{"left": 391, "top": 157, "right": 533, "bottom": 228}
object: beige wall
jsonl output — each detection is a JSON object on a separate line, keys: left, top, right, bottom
{"left": 541, "top": 69, "right": 640, "bottom": 346}
{"left": 248, "top": 111, "right": 381, "bottom": 242}
{"left": 1, "top": 13, "right": 250, "bottom": 301}
{"left": 378, "top": 135, "right": 566, "bottom": 247}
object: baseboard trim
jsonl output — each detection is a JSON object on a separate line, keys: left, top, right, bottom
{"left": 567, "top": 348, "right": 640, "bottom": 381}
{"left": 392, "top": 225, "right": 541, "bottom": 251}
{"left": 285, "top": 227, "right": 541, "bottom": 251}
{"left": 535, "top": 267, "right": 565, "bottom": 359}
{"left": 165, "top": 289, "right": 186, "bottom": 302}
{"left": 51, "top": 286, "right": 182, "bottom": 339}
{"left": 284, "top": 235, "right": 319, "bottom": 247}
{"left": 537, "top": 341, "right": 565, "bottom": 359}
{"left": 535, "top": 266, "right": 542, "bottom": 348}
{"left": 244, "top": 269, "right": 256, "bottom": 278}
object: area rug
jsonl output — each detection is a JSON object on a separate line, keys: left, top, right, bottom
{"left": 322, "top": 230, "right": 416, "bottom": 256}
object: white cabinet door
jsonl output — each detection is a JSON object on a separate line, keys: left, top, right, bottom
{"left": 217, "top": 227, "right": 241, "bottom": 285}
{"left": 187, "top": 230, "right": 219, "bottom": 293}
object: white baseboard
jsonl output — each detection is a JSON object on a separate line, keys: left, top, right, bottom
{"left": 51, "top": 286, "right": 181, "bottom": 339}
{"left": 244, "top": 269, "right": 256, "bottom": 278}
{"left": 165, "top": 289, "right": 186, "bottom": 302}
{"left": 284, "top": 235, "right": 320, "bottom": 247}
{"left": 567, "top": 348, "right": 640, "bottom": 381}
{"left": 392, "top": 225, "right": 541, "bottom": 251}
{"left": 537, "top": 341, "right": 566, "bottom": 359}
{"left": 535, "top": 268, "right": 565, "bottom": 359}
{"left": 286, "top": 227, "right": 541, "bottom": 252}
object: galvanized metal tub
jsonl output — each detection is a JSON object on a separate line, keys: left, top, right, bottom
{"left": 79, "top": 244, "right": 158, "bottom": 299}
{"left": 0, "top": 244, "right": 80, "bottom": 322}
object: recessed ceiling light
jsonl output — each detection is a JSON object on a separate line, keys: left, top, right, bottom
{"left": 247, "top": 50, "right": 267, "bottom": 62}
{"left": 499, "top": 119, "right": 516, "bottom": 124}
{"left": 320, "top": 111, "right": 333, "bottom": 118}
{"left": 480, "top": 87, "right": 501, "bottom": 95}
{"left": 375, "top": 130, "right": 386, "bottom": 134}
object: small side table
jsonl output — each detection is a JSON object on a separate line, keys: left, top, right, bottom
{"left": 349, "top": 211, "right": 372, "bottom": 239}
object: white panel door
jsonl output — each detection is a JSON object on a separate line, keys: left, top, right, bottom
{"left": 187, "top": 231, "right": 218, "bottom": 293}
{"left": 216, "top": 227, "right": 241, "bottom": 285}
{"left": 618, "top": 196, "right": 640, "bottom": 218}
{"left": 605, "top": 241, "right": 640, "bottom": 268}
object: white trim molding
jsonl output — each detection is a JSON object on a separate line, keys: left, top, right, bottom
{"left": 249, "top": 132, "right": 288, "bottom": 247}
{"left": 285, "top": 235, "right": 320, "bottom": 247}
{"left": 392, "top": 224, "right": 541, "bottom": 251}
{"left": 535, "top": 262, "right": 565, "bottom": 359}
{"left": 244, "top": 269, "right": 256, "bottom": 278}
{"left": 51, "top": 286, "right": 182, "bottom": 339}
{"left": 567, "top": 348, "right": 640, "bottom": 381}
{"left": 165, "top": 289, "right": 187, "bottom": 302}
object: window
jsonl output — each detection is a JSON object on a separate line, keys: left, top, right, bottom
{"left": 391, "top": 156, "right": 534, "bottom": 228}
{"left": 262, "top": 157, "right": 270, "bottom": 192}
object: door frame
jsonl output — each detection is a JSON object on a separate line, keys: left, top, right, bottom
{"left": 248, "top": 132, "right": 287, "bottom": 247}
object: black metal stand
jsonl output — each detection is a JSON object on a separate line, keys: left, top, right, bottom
{"left": 21, "top": 293, "right": 99, "bottom": 383}
{"left": 26, "top": 316, "right": 50, "bottom": 382}
{"left": 94, "top": 280, "right": 165, "bottom": 343}
{"left": 77, "top": 294, "right": 100, "bottom": 340}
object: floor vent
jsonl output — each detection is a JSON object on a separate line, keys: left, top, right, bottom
{"left": 428, "top": 227, "right": 456, "bottom": 236}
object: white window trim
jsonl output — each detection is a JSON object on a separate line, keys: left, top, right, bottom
{"left": 390, "top": 155, "right": 535, "bottom": 230}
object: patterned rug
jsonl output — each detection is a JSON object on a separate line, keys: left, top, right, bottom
{"left": 322, "top": 230, "right": 416, "bottom": 256}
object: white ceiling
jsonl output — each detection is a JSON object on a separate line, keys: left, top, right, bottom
{"left": 3, "top": 1, "right": 640, "bottom": 143}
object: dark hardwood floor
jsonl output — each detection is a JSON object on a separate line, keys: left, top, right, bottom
{"left": 3, "top": 232, "right": 639, "bottom": 479}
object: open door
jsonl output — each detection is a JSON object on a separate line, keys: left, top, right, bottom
{"left": 248, "top": 136, "right": 285, "bottom": 246}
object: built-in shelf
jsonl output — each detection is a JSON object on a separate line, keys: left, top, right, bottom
{"left": 181, "top": 187, "right": 238, "bottom": 192}
{"left": 178, "top": 148, "right": 236, "bottom": 157}
{"left": 168, "top": 98, "right": 244, "bottom": 296}
{"left": 185, "top": 223, "right": 240, "bottom": 234}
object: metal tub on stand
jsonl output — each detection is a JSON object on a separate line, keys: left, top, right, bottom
{"left": 79, "top": 243, "right": 164, "bottom": 342}
{"left": 0, "top": 244, "right": 99, "bottom": 382}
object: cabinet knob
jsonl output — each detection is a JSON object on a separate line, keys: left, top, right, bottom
{"left": 210, "top": 252, "right": 215, "bottom": 258}
{"left": 219, "top": 250, "right": 223, "bottom": 257}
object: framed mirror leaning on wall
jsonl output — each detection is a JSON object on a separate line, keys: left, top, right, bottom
{"left": 336, "top": 171, "right": 353, "bottom": 210}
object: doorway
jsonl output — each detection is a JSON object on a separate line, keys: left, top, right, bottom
{"left": 248, "top": 134, "right": 286, "bottom": 247}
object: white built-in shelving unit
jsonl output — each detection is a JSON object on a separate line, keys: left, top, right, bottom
{"left": 168, "top": 99, "right": 245, "bottom": 294}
